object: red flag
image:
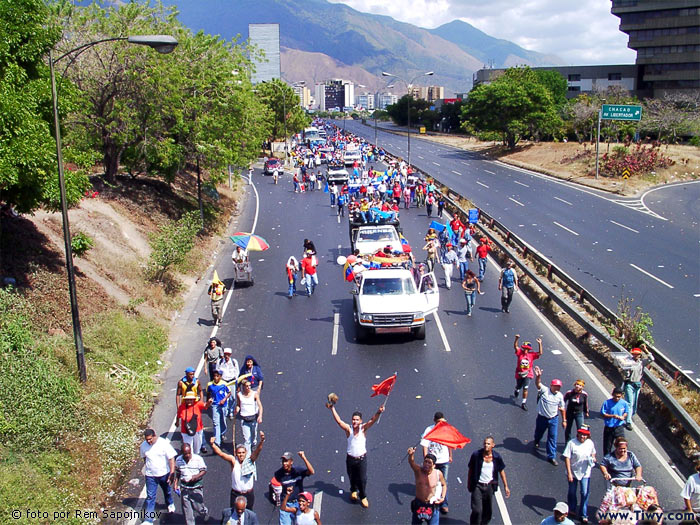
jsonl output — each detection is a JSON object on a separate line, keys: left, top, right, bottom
{"left": 422, "top": 420, "right": 471, "bottom": 449}
{"left": 370, "top": 374, "right": 396, "bottom": 397}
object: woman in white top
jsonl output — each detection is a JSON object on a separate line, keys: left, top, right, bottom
{"left": 327, "top": 401, "right": 385, "bottom": 509}
{"left": 235, "top": 379, "right": 263, "bottom": 453}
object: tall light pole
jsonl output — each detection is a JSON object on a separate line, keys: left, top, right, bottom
{"left": 382, "top": 71, "right": 433, "bottom": 166}
{"left": 262, "top": 80, "right": 304, "bottom": 166}
{"left": 50, "top": 34, "right": 178, "bottom": 382}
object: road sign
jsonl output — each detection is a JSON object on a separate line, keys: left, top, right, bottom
{"left": 601, "top": 104, "right": 642, "bottom": 121}
{"left": 419, "top": 126, "right": 426, "bottom": 134}
{"left": 622, "top": 168, "right": 630, "bottom": 180}
{"left": 468, "top": 208, "right": 479, "bottom": 224}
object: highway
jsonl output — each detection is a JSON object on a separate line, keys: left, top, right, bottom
{"left": 340, "top": 120, "right": 700, "bottom": 376}
{"left": 125, "top": 165, "right": 687, "bottom": 524}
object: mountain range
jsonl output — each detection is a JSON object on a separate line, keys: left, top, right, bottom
{"left": 161, "top": 0, "right": 563, "bottom": 95}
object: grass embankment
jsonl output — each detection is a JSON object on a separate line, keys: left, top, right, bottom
{"left": 0, "top": 173, "right": 240, "bottom": 523}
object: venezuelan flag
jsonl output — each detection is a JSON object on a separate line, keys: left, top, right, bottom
{"left": 344, "top": 262, "right": 355, "bottom": 282}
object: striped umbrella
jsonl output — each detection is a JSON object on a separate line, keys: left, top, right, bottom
{"left": 230, "top": 232, "right": 269, "bottom": 251}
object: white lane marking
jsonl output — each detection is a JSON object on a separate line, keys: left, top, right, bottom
{"left": 332, "top": 312, "right": 340, "bottom": 355}
{"left": 682, "top": 369, "right": 694, "bottom": 374}
{"left": 551, "top": 350, "right": 562, "bottom": 355}
{"left": 508, "top": 197, "right": 524, "bottom": 207}
{"left": 432, "top": 312, "right": 451, "bottom": 352}
{"left": 694, "top": 294, "right": 700, "bottom": 298}
{"left": 462, "top": 161, "right": 470, "bottom": 166}
{"left": 630, "top": 263, "right": 674, "bottom": 289}
{"left": 491, "top": 253, "right": 685, "bottom": 488}
{"left": 553, "top": 221, "right": 579, "bottom": 236}
{"left": 554, "top": 196, "right": 572, "bottom": 206}
{"left": 495, "top": 489, "right": 513, "bottom": 525}
{"left": 451, "top": 170, "right": 461, "bottom": 176}
{"left": 127, "top": 170, "right": 262, "bottom": 525}
{"left": 418, "top": 155, "right": 424, "bottom": 159}
{"left": 609, "top": 220, "right": 639, "bottom": 233}
{"left": 433, "top": 162, "right": 441, "bottom": 167}
{"left": 513, "top": 180, "right": 530, "bottom": 187}
{"left": 313, "top": 490, "right": 323, "bottom": 515}
{"left": 476, "top": 181, "right": 489, "bottom": 189}
{"left": 484, "top": 169, "right": 496, "bottom": 174}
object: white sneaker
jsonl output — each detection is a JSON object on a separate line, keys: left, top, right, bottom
{"left": 142, "top": 521, "right": 154, "bottom": 525}
{"left": 168, "top": 503, "right": 176, "bottom": 513}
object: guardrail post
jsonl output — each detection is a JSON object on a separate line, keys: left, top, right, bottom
{"left": 547, "top": 264, "right": 553, "bottom": 280}
{"left": 578, "top": 289, "right": 586, "bottom": 304}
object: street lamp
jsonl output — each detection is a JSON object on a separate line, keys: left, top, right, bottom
{"left": 382, "top": 71, "right": 433, "bottom": 166}
{"left": 49, "top": 34, "right": 178, "bottom": 383}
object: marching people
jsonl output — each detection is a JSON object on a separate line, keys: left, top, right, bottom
{"left": 203, "top": 337, "right": 223, "bottom": 379}
{"left": 281, "top": 490, "right": 322, "bottom": 525}
{"left": 512, "top": 335, "right": 543, "bottom": 411}
{"left": 173, "top": 443, "right": 209, "bottom": 525}
{"left": 498, "top": 260, "right": 518, "bottom": 313}
{"left": 210, "top": 431, "right": 265, "bottom": 509}
{"left": 407, "top": 447, "right": 447, "bottom": 524}
{"left": 206, "top": 369, "right": 231, "bottom": 447}
{"left": 286, "top": 256, "right": 299, "bottom": 298}
{"left": 532, "top": 366, "right": 567, "bottom": 466}
{"left": 301, "top": 249, "right": 319, "bottom": 296}
{"left": 219, "top": 348, "right": 239, "bottom": 420}
{"left": 467, "top": 436, "right": 510, "bottom": 525}
{"left": 177, "top": 391, "right": 209, "bottom": 457}
{"left": 222, "top": 496, "right": 260, "bottom": 525}
{"left": 440, "top": 243, "right": 458, "bottom": 290}
{"left": 599, "top": 436, "right": 642, "bottom": 487}
{"left": 600, "top": 387, "right": 630, "bottom": 455}
{"left": 563, "top": 380, "right": 589, "bottom": 443}
{"left": 207, "top": 273, "right": 226, "bottom": 326}
{"left": 461, "top": 270, "right": 483, "bottom": 317}
{"left": 176, "top": 366, "right": 203, "bottom": 407}
{"left": 421, "top": 412, "right": 453, "bottom": 515}
{"left": 457, "top": 237, "right": 472, "bottom": 282}
{"left": 475, "top": 237, "right": 491, "bottom": 282}
{"left": 327, "top": 399, "right": 385, "bottom": 508}
{"left": 140, "top": 429, "right": 177, "bottom": 525}
{"left": 273, "top": 451, "right": 316, "bottom": 525}
{"left": 540, "top": 502, "right": 576, "bottom": 525}
{"left": 235, "top": 378, "right": 263, "bottom": 453}
{"left": 622, "top": 345, "right": 654, "bottom": 430}
{"left": 562, "top": 425, "right": 596, "bottom": 524}
{"left": 239, "top": 355, "right": 264, "bottom": 392}
{"left": 681, "top": 459, "right": 700, "bottom": 516}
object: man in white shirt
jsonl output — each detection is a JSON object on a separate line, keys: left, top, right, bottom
{"left": 139, "top": 428, "right": 177, "bottom": 525}
{"left": 562, "top": 426, "right": 596, "bottom": 524}
{"left": 533, "top": 366, "right": 567, "bottom": 466}
{"left": 210, "top": 431, "right": 265, "bottom": 509}
{"left": 421, "top": 412, "right": 453, "bottom": 515}
{"left": 218, "top": 348, "right": 240, "bottom": 419}
{"left": 682, "top": 459, "right": 700, "bottom": 516}
{"left": 174, "top": 443, "right": 208, "bottom": 525}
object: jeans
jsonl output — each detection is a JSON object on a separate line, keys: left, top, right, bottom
{"left": 279, "top": 501, "right": 299, "bottom": 525}
{"left": 459, "top": 261, "right": 469, "bottom": 282}
{"left": 145, "top": 473, "right": 173, "bottom": 515}
{"left": 603, "top": 425, "right": 625, "bottom": 456}
{"left": 478, "top": 258, "right": 487, "bottom": 281}
{"left": 411, "top": 499, "right": 440, "bottom": 524}
{"left": 624, "top": 381, "right": 641, "bottom": 423}
{"left": 346, "top": 454, "right": 367, "bottom": 499}
{"left": 305, "top": 273, "right": 319, "bottom": 295}
{"left": 226, "top": 394, "right": 237, "bottom": 419}
{"left": 212, "top": 403, "right": 227, "bottom": 446}
{"left": 288, "top": 277, "right": 296, "bottom": 297}
{"left": 500, "top": 286, "right": 514, "bottom": 312}
{"left": 360, "top": 210, "right": 369, "bottom": 223}
{"left": 180, "top": 485, "right": 208, "bottom": 525}
{"left": 565, "top": 411, "right": 585, "bottom": 443}
{"left": 426, "top": 204, "right": 433, "bottom": 216}
{"left": 470, "top": 483, "right": 494, "bottom": 524}
{"left": 436, "top": 462, "right": 449, "bottom": 509}
{"left": 464, "top": 291, "right": 476, "bottom": 315}
{"left": 240, "top": 417, "right": 258, "bottom": 453}
{"left": 330, "top": 193, "right": 336, "bottom": 205}
{"left": 567, "top": 476, "right": 591, "bottom": 519}
{"left": 534, "top": 414, "right": 559, "bottom": 460}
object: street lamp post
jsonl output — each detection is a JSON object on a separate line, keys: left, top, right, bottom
{"left": 382, "top": 71, "right": 433, "bottom": 166}
{"left": 49, "top": 34, "right": 178, "bottom": 383}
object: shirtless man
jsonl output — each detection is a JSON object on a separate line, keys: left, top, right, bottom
{"left": 408, "top": 447, "right": 447, "bottom": 524}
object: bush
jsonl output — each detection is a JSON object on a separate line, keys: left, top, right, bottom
{"left": 598, "top": 142, "right": 673, "bottom": 178}
{"left": 690, "top": 136, "right": 700, "bottom": 147}
{"left": 612, "top": 145, "right": 629, "bottom": 156}
{"left": 71, "top": 231, "right": 94, "bottom": 257}
{"left": 146, "top": 210, "right": 201, "bottom": 281}
{"left": 606, "top": 295, "right": 654, "bottom": 348}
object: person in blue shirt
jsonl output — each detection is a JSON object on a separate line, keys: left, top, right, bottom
{"left": 206, "top": 370, "right": 230, "bottom": 446}
{"left": 600, "top": 387, "right": 630, "bottom": 455}
{"left": 540, "top": 502, "right": 575, "bottom": 525}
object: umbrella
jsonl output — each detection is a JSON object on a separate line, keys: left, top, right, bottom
{"left": 230, "top": 232, "right": 269, "bottom": 251}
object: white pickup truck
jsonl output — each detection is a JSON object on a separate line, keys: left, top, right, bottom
{"left": 350, "top": 224, "right": 403, "bottom": 255}
{"left": 352, "top": 267, "right": 439, "bottom": 341}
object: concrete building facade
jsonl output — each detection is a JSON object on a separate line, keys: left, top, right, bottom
{"left": 248, "top": 24, "right": 281, "bottom": 84}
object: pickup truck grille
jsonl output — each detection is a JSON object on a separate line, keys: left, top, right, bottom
{"left": 372, "top": 313, "right": 414, "bottom": 326}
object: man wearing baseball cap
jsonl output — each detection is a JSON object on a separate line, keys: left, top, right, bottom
{"left": 540, "top": 502, "right": 575, "bottom": 525}
{"left": 622, "top": 344, "right": 654, "bottom": 430}
{"left": 281, "top": 490, "right": 321, "bottom": 524}
{"left": 273, "top": 451, "right": 315, "bottom": 525}
{"left": 533, "top": 366, "right": 567, "bottom": 466}
{"left": 456, "top": 237, "right": 472, "bottom": 282}
{"left": 512, "top": 335, "right": 543, "bottom": 411}
{"left": 440, "top": 242, "right": 458, "bottom": 289}
{"left": 176, "top": 366, "right": 203, "bottom": 408}
{"left": 562, "top": 425, "right": 596, "bottom": 523}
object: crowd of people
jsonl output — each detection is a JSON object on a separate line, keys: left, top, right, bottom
{"left": 136, "top": 121, "right": 699, "bottom": 525}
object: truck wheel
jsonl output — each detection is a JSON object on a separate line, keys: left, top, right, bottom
{"left": 414, "top": 324, "right": 426, "bottom": 340}
{"left": 356, "top": 323, "right": 369, "bottom": 342}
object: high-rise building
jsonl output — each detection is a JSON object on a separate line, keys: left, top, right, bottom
{"left": 343, "top": 82, "right": 355, "bottom": 109}
{"left": 314, "top": 83, "right": 326, "bottom": 111}
{"left": 611, "top": 0, "right": 700, "bottom": 97}
{"left": 249, "top": 24, "right": 281, "bottom": 84}
{"left": 376, "top": 92, "right": 398, "bottom": 109}
{"left": 427, "top": 86, "right": 445, "bottom": 103}
{"left": 293, "top": 84, "right": 311, "bottom": 109}
{"left": 356, "top": 92, "right": 375, "bottom": 110}
{"left": 324, "top": 79, "right": 345, "bottom": 111}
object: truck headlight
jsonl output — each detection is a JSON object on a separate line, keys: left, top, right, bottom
{"left": 360, "top": 313, "right": 373, "bottom": 322}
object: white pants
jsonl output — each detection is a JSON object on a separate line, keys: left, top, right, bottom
{"left": 442, "top": 263, "right": 455, "bottom": 289}
{"left": 181, "top": 430, "right": 203, "bottom": 452}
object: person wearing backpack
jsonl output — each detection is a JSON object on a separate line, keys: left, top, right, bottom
{"left": 498, "top": 260, "right": 519, "bottom": 313}
{"left": 177, "top": 391, "right": 211, "bottom": 456}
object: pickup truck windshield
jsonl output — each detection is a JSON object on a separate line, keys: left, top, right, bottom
{"left": 357, "top": 228, "right": 399, "bottom": 243}
{"left": 361, "top": 277, "right": 416, "bottom": 295}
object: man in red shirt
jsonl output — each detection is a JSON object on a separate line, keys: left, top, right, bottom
{"left": 301, "top": 250, "right": 319, "bottom": 296}
{"left": 177, "top": 391, "right": 211, "bottom": 454}
{"left": 449, "top": 216, "right": 465, "bottom": 242}
{"left": 512, "top": 335, "right": 543, "bottom": 411}
{"left": 475, "top": 237, "right": 491, "bottom": 282}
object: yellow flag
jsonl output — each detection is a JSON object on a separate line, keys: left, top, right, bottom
{"left": 212, "top": 270, "right": 223, "bottom": 285}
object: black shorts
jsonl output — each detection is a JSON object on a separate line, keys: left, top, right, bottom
{"left": 515, "top": 376, "right": 531, "bottom": 390}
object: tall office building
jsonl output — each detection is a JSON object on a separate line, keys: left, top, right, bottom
{"left": 343, "top": 82, "right": 355, "bottom": 109}
{"left": 376, "top": 92, "right": 398, "bottom": 109}
{"left": 293, "top": 84, "right": 311, "bottom": 109}
{"left": 324, "top": 79, "right": 345, "bottom": 111}
{"left": 249, "top": 24, "right": 281, "bottom": 84}
{"left": 427, "top": 86, "right": 445, "bottom": 103}
{"left": 356, "top": 92, "right": 375, "bottom": 110}
{"left": 314, "top": 83, "right": 326, "bottom": 111}
{"left": 611, "top": 0, "right": 700, "bottom": 97}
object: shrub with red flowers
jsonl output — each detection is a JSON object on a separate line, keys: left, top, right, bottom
{"left": 596, "top": 141, "right": 674, "bottom": 178}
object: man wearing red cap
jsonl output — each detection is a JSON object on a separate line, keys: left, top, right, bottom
{"left": 440, "top": 243, "right": 458, "bottom": 289}
{"left": 562, "top": 425, "right": 596, "bottom": 524}
{"left": 475, "top": 238, "right": 491, "bottom": 282}
{"left": 622, "top": 345, "right": 654, "bottom": 431}
{"left": 533, "top": 366, "right": 567, "bottom": 466}
{"left": 512, "top": 335, "right": 543, "bottom": 411}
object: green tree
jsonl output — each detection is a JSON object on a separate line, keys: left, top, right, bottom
{"left": 461, "top": 67, "right": 562, "bottom": 148}
{"left": 0, "top": 0, "right": 90, "bottom": 213}
{"left": 147, "top": 210, "right": 201, "bottom": 281}
{"left": 439, "top": 99, "right": 467, "bottom": 133}
{"left": 256, "top": 79, "right": 309, "bottom": 141}
{"left": 386, "top": 95, "right": 431, "bottom": 127}
{"left": 534, "top": 69, "right": 568, "bottom": 108}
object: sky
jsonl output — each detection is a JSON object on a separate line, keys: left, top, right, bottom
{"left": 326, "top": 0, "right": 637, "bottom": 65}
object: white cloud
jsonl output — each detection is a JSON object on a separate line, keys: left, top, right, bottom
{"left": 326, "top": 0, "right": 637, "bottom": 65}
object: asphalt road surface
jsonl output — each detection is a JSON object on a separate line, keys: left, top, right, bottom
{"left": 339, "top": 120, "right": 700, "bottom": 376}
{"left": 126, "top": 165, "right": 688, "bottom": 525}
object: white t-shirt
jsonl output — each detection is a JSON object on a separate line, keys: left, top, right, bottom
{"left": 537, "top": 385, "right": 565, "bottom": 419}
{"left": 140, "top": 437, "right": 177, "bottom": 477}
{"left": 420, "top": 424, "right": 450, "bottom": 465}
{"left": 478, "top": 460, "right": 495, "bottom": 484}
{"left": 681, "top": 472, "right": 700, "bottom": 509}
{"left": 562, "top": 438, "right": 596, "bottom": 480}
{"left": 231, "top": 459, "right": 256, "bottom": 492}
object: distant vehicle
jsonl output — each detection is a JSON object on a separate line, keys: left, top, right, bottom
{"left": 343, "top": 150, "right": 361, "bottom": 166}
{"left": 264, "top": 158, "right": 283, "bottom": 176}
{"left": 327, "top": 167, "right": 349, "bottom": 185}
{"left": 303, "top": 127, "right": 321, "bottom": 145}
{"left": 350, "top": 224, "right": 403, "bottom": 255}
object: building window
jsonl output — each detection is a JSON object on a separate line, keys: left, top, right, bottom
{"left": 568, "top": 74, "right": 581, "bottom": 82}
{"left": 567, "top": 86, "right": 581, "bottom": 92}
{"left": 608, "top": 73, "right": 622, "bottom": 81}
